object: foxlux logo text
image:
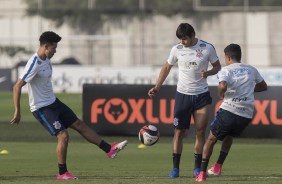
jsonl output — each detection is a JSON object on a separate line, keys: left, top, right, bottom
{"left": 91, "top": 98, "right": 174, "bottom": 124}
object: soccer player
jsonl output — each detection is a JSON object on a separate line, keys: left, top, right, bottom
{"left": 196, "top": 44, "right": 267, "bottom": 182}
{"left": 148, "top": 23, "right": 221, "bottom": 178}
{"left": 10, "top": 31, "right": 128, "bottom": 180}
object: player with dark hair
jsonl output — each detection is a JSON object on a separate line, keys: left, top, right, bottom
{"left": 10, "top": 31, "right": 128, "bottom": 180}
{"left": 196, "top": 44, "right": 267, "bottom": 182}
{"left": 148, "top": 23, "right": 221, "bottom": 178}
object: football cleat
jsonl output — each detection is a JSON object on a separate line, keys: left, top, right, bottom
{"left": 169, "top": 168, "right": 179, "bottom": 178}
{"left": 57, "top": 172, "right": 77, "bottom": 180}
{"left": 107, "top": 140, "right": 128, "bottom": 158}
{"left": 193, "top": 167, "right": 201, "bottom": 177}
{"left": 208, "top": 163, "right": 222, "bottom": 176}
{"left": 196, "top": 171, "right": 207, "bottom": 182}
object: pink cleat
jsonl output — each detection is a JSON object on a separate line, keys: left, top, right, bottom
{"left": 107, "top": 140, "right": 128, "bottom": 158}
{"left": 57, "top": 172, "right": 77, "bottom": 180}
{"left": 196, "top": 171, "right": 207, "bottom": 182}
{"left": 208, "top": 163, "right": 222, "bottom": 176}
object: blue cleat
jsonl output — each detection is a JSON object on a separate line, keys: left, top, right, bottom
{"left": 169, "top": 168, "right": 179, "bottom": 178}
{"left": 193, "top": 168, "right": 201, "bottom": 177}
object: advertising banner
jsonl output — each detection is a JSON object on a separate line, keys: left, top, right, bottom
{"left": 83, "top": 84, "right": 282, "bottom": 138}
{"left": 18, "top": 66, "right": 282, "bottom": 93}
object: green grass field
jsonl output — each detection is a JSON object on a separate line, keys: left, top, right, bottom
{"left": 1, "top": 138, "right": 282, "bottom": 184}
{"left": 1, "top": 92, "right": 282, "bottom": 183}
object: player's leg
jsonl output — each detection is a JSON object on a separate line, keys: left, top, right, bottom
{"left": 169, "top": 128, "right": 186, "bottom": 178}
{"left": 193, "top": 104, "right": 210, "bottom": 177}
{"left": 56, "top": 130, "right": 77, "bottom": 180}
{"left": 70, "top": 119, "right": 128, "bottom": 158}
{"left": 216, "top": 135, "right": 233, "bottom": 165}
{"left": 169, "top": 92, "right": 192, "bottom": 178}
{"left": 32, "top": 103, "right": 77, "bottom": 180}
{"left": 196, "top": 131, "right": 217, "bottom": 182}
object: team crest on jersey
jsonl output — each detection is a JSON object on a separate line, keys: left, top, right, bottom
{"left": 37, "top": 60, "right": 42, "bottom": 65}
{"left": 196, "top": 49, "right": 203, "bottom": 58}
{"left": 177, "top": 45, "right": 183, "bottom": 49}
{"left": 53, "top": 121, "right": 62, "bottom": 129}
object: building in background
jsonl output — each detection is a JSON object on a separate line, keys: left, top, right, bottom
{"left": 0, "top": 0, "right": 282, "bottom": 68}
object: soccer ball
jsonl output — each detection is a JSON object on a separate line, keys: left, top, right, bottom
{"left": 138, "top": 125, "right": 160, "bottom": 146}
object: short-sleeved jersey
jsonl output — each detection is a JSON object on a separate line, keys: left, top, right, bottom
{"left": 20, "top": 53, "right": 56, "bottom": 112}
{"left": 167, "top": 39, "right": 219, "bottom": 95}
{"left": 218, "top": 63, "right": 264, "bottom": 119}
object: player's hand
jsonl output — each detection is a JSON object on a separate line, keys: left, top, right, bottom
{"left": 201, "top": 70, "right": 209, "bottom": 78}
{"left": 10, "top": 111, "right": 21, "bottom": 125}
{"left": 148, "top": 87, "right": 159, "bottom": 98}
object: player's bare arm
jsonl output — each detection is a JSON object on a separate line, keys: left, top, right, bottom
{"left": 10, "top": 79, "right": 26, "bottom": 125}
{"left": 218, "top": 81, "right": 227, "bottom": 99}
{"left": 201, "top": 60, "right": 221, "bottom": 78}
{"left": 148, "top": 62, "right": 173, "bottom": 98}
{"left": 254, "top": 80, "right": 267, "bottom": 92}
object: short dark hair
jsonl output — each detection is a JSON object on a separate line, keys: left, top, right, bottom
{"left": 224, "top": 43, "right": 241, "bottom": 61}
{"left": 176, "top": 23, "right": 195, "bottom": 39}
{"left": 39, "top": 31, "right": 61, "bottom": 45}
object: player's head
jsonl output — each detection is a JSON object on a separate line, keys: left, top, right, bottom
{"left": 39, "top": 31, "right": 62, "bottom": 59}
{"left": 224, "top": 43, "right": 241, "bottom": 63}
{"left": 176, "top": 23, "right": 196, "bottom": 47}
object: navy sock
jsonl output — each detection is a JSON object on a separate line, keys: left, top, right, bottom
{"left": 200, "top": 158, "right": 209, "bottom": 172}
{"left": 217, "top": 151, "right": 228, "bottom": 165}
{"left": 58, "top": 164, "right": 67, "bottom": 175}
{"left": 99, "top": 140, "right": 111, "bottom": 153}
{"left": 172, "top": 153, "right": 181, "bottom": 169}
{"left": 194, "top": 153, "right": 202, "bottom": 169}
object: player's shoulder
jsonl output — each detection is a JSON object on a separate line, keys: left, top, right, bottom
{"left": 198, "top": 39, "right": 216, "bottom": 50}
{"left": 26, "top": 54, "right": 44, "bottom": 69}
{"left": 172, "top": 43, "right": 184, "bottom": 50}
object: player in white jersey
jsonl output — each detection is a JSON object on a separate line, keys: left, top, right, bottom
{"left": 148, "top": 23, "right": 221, "bottom": 178}
{"left": 10, "top": 31, "right": 128, "bottom": 180}
{"left": 196, "top": 44, "right": 267, "bottom": 182}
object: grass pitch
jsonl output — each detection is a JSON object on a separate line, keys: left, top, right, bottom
{"left": 1, "top": 92, "right": 282, "bottom": 183}
{"left": 1, "top": 138, "right": 282, "bottom": 184}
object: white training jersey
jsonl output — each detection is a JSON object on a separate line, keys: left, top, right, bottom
{"left": 167, "top": 39, "right": 219, "bottom": 95}
{"left": 20, "top": 53, "right": 56, "bottom": 112}
{"left": 218, "top": 63, "right": 264, "bottom": 119}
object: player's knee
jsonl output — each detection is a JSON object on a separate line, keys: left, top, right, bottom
{"left": 57, "top": 130, "right": 69, "bottom": 143}
{"left": 174, "top": 129, "right": 186, "bottom": 139}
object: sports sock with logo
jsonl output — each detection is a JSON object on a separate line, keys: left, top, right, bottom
{"left": 200, "top": 158, "right": 209, "bottom": 172}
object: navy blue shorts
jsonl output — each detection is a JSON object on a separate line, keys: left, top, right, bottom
{"left": 173, "top": 91, "right": 212, "bottom": 129}
{"left": 32, "top": 98, "right": 78, "bottom": 136}
{"left": 210, "top": 109, "right": 252, "bottom": 141}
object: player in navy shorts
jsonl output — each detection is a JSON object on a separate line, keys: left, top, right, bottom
{"left": 148, "top": 23, "right": 221, "bottom": 178}
{"left": 196, "top": 44, "right": 267, "bottom": 182}
{"left": 10, "top": 31, "right": 128, "bottom": 180}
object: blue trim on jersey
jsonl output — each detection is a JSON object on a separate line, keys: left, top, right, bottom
{"left": 22, "top": 56, "right": 37, "bottom": 80}
{"left": 37, "top": 110, "right": 56, "bottom": 135}
{"left": 200, "top": 40, "right": 216, "bottom": 50}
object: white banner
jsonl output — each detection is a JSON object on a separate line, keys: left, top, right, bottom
{"left": 18, "top": 65, "right": 282, "bottom": 93}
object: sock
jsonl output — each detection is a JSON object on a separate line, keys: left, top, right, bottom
{"left": 194, "top": 153, "right": 202, "bottom": 169}
{"left": 217, "top": 151, "right": 228, "bottom": 165}
{"left": 99, "top": 140, "right": 111, "bottom": 153}
{"left": 172, "top": 153, "right": 181, "bottom": 169}
{"left": 200, "top": 158, "right": 209, "bottom": 172}
{"left": 58, "top": 164, "right": 67, "bottom": 175}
